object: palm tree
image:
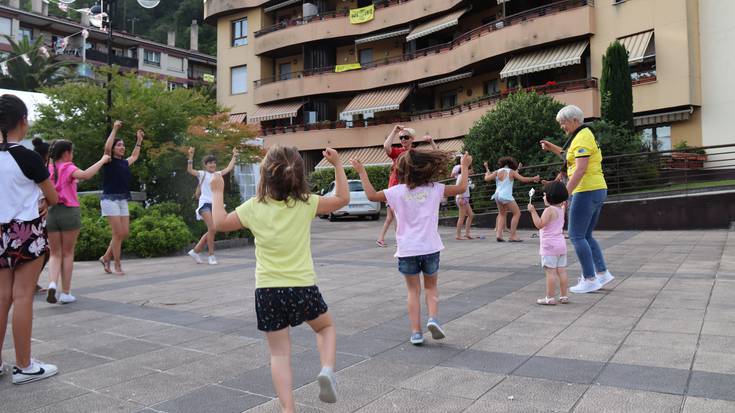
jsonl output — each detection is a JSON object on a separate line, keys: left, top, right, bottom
{"left": 0, "top": 35, "right": 77, "bottom": 92}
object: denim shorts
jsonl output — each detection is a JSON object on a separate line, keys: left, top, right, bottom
{"left": 398, "top": 251, "right": 440, "bottom": 276}
{"left": 198, "top": 203, "right": 212, "bottom": 215}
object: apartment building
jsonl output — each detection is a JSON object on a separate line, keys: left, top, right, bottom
{"left": 0, "top": 0, "right": 216, "bottom": 89}
{"left": 205, "top": 0, "right": 704, "bottom": 169}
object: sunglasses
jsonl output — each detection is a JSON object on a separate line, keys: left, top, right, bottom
{"left": 399, "top": 135, "right": 411, "bottom": 141}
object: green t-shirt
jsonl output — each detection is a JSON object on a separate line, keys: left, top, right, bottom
{"left": 566, "top": 127, "right": 607, "bottom": 194}
{"left": 235, "top": 194, "right": 319, "bottom": 288}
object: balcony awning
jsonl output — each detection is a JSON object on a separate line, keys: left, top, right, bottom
{"left": 500, "top": 40, "right": 589, "bottom": 79}
{"left": 418, "top": 72, "right": 473, "bottom": 88}
{"left": 340, "top": 86, "right": 412, "bottom": 120}
{"left": 229, "top": 113, "right": 247, "bottom": 124}
{"left": 264, "top": 0, "right": 301, "bottom": 13}
{"left": 406, "top": 8, "right": 469, "bottom": 42}
{"left": 618, "top": 30, "right": 655, "bottom": 64}
{"left": 315, "top": 138, "right": 465, "bottom": 169}
{"left": 249, "top": 101, "right": 304, "bottom": 123}
{"left": 355, "top": 28, "right": 411, "bottom": 45}
{"left": 634, "top": 106, "right": 693, "bottom": 127}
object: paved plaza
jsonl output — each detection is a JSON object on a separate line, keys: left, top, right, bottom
{"left": 2, "top": 219, "right": 735, "bottom": 412}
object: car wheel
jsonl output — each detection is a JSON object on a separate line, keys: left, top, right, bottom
{"left": 328, "top": 213, "right": 337, "bottom": 222}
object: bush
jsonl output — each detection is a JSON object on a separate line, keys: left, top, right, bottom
{"left": 128, "top": 202, "right": 145, "bottom": 220}
{"left": 75, "top": 216, "right": 111, "bottom": 261}
{"left": 310, "top": 165, "right": 391, "bottom": 194}
{"left": 127, "top": 214, "right": 192, "bottom": 258}
{"left": 79, "top": 195, "right": 101, "bottom": 216}
{"left": 601, "top": 41, "right": 634, "bottom": 130}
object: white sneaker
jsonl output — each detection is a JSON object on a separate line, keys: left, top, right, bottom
{"left": 59, "top": 293, "right": 76, "bottom": 304}
{"left": 12, "top": 359, "right": 58, "bottom": 385}
{"left": 317, "top": 367, "right": 338, "bottom": 403}
{"left": 208, "top": 255, "right": 218, "bottom": 265}
{"left": 187, "top": 249, "right": 203, "bottom": 264}
{"left": 597, "top": 270, "right": 615, "bottom": 287}
{"left": 570, "top": 277, "right": 602, "bottom": 294}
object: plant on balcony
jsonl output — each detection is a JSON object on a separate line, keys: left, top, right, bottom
{"left": 0, "top": 35, "right": 76, "bottom": 92}
{"left": 600, "top": 41, "right": 634, "bottom": 131}
{"left": 669, "top": 140, "right": 707, "bottom": 169}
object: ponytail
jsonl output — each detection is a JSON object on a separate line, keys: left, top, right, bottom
{"left": 48, "top": 139, "right": 73, "bottom": 184}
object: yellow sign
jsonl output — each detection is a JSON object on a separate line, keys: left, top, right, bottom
{"left": 349, "top": 4, "right": 375, "bottom": 24}
{"left": 202, "top": 73, "right": 215, "bottom": 83}
{"left": 335, "top": 63, "right": 362, "bottom": 73}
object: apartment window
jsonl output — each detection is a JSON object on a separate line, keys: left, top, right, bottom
{"left": 279, "top": 62, "right": 292, "bottom": 80}
{"left": 0, "top": 17, "right": 11, "bottom": 36}
{"left": 641, "top": 125, "right": 671, "bottom": 152}
{"left": 484, "top": 79, "right": 500, "bottom": 96}
{"left": 19, "top": 27, "right": 32, "bottom": 41}
{"left": 441, "top": 91, "right": 457, "bottom": 109}
{"left": 232, "top": 18, "right": 248, "bottom": 47}
{"left": 231, "top": 65, "right": 248, "bottom": 95}
{"left": 358, "top": 48, "right": 373, "bottom": 66}
{"left": 143, "top": 50, "right": 161, "bottom": 66}
{"left": 168, "top": 56, "right": 184, "bottom": 72}
{"left": 167, "top": 82, "right": 184, "bottom": 91}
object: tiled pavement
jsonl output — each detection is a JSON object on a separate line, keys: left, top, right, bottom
{"left": 2, "top": 218, "right": 735, "bottom": 412}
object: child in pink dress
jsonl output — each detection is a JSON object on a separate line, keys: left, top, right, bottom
{"left": 528, "top": 181, "right": 570, "bottom": 305}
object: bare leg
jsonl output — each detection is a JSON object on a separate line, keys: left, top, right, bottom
{"left": 305, "top": 312, "right": 336, "bottom": 370}
{"left": 104, "top": 216, "right": 124, "bottom": 273}
{"left": 12, "top": 257, "right": 45, "bottom": 368}
{"left": 193, "top": 232, "right": 208, "bottom": 253}
{"left": 464, "top": 204, "right": 474, "bottom": 238}
{"left": 200, "top": 212, "right": 216, "bottom": 256}
{"left": 544, "top": 267, "right": 558, "bottom": 298}
{"left": 46, "top": 231, "right": 63, "bottom": 286}
{"left": 0, "top": 268, "right": 12, "bottom": 365}
{"left": 423, "top": 274, "right": 439, "bottom": 319}
{"left": 60, "top": 229, "right": 80, "bottom": 294}
{"left": 404, "top": 275, "right": 422, "bottom": 332}
{"left": 377, "top": 207, "right": 394, "bottom": 244}
{"left": 508, "top": 202, "right": 521, "bottom": 241}
{"left": 265, "top": 328, "right": 296, "bottom": 413}
{"left": 495, "top": 202, "right": 506, "bottom": 240}
{"left": 558, "top": 267, "right": 569, "bottom": 297}
{"left": 455, "top": 200, "right": 466, "bottom": 240}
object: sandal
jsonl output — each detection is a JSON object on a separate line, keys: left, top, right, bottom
{"left": 496, "top": 238, "right": 506, "bottom": 242}
{"left": 376, "top": 240, "right": 387, "bottom": 248}
{"left": 559, "top": 296, "right": 570, "bottom": 304}
{"left": 465, "top": 235, "right": 474, "bottom": 239}
{"left": 537, "top": 296, "right": 557, "bottom": 305}
{"left": 99, "top": 257, "right": 112, "bottom": 274}
{"left": 508, "top": 239, "right": 524, "bottom": 243}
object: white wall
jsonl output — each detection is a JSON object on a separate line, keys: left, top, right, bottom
{"left": 699, "top": 0, "right": 735, "bottom": 147}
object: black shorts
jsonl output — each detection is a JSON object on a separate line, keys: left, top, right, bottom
{"left": 0, "top": 216, "right": 48, "bottom": 270}
{"left": 255, "top": 286, "right": 328, "bottom": 332}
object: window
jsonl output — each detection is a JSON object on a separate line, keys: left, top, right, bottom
{"left": 358, "top": 48, "right": 373, "bottom": 66}
{"left": 279, "top": 62, "right": 292, "bottom": 80}
{"left": 167, "top": 82, "right": 184, "bottom": 91}
{"left": 232, "top": 18, "right": 248, "bottom": 47}
{"left": 641, "top": 125, "right": 671, "bottom": 151}
{"left": 19, "top": 27, "right": 32, "bottom": 41}
{"left": 348, "top": 181, "right": 364, "bottom": 192}
{"left": 168, "top": 56, "right": 184, "bottom": 72}
{"left": 441, "top": 91, "right": 457, "bottom": 109}
{"left": 0, "top": 17, "right": 10, "bottom": 36}
{"left": 143, "top": 50, "right": 161, "bottom": 66}
{"left": 484, "top": 79, "right": 500, "bottom": 96}
{"left": 231, "top": 65, "right": 248, "bottom": 94}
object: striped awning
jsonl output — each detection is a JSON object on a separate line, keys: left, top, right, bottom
{"left": 356, "top": 28, "right": 411, "bottom": 45}
{"left": 264, "top": 0, "right": 301, "bottom": 13}
{"left": 406, "top": 8, "right": 469, "bottom": 42}
{"left": 618, "top": 30, "right": 655, "bottom": 64}
{"left": 418, "top": 72, "right": 473, "bottom": 88}
{"left": 248, "top": 101, "right": 304, "bottom": 123}
{"left": 229, "top": 113, "right": 246, "bottom": 124}
{"left": 500, "top": 40, "right": 589, "bottom": 78}
{"left": 634, "top": 107, "right": 693, "bottom": 127}
{"left": 340, "top": 86, "right": 412, "bottom": 119}
{"left": 315, "top": 139, "right": 464, "bottom": 169}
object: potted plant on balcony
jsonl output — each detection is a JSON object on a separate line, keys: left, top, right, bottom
{"left": 670, "top": 140, "right": 707, "bottom": 169}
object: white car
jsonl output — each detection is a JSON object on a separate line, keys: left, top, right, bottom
{"left": 319, "top": 180, "right": 381, "bottom": 221}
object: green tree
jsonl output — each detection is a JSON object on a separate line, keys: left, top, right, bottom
{"left": 600, "top": 41, "right": 634, "bottom": 130}
{"left": 464, "top": 90, "right": 565, "bottom": 170}
{"left": 0, "top": 35, "right": 76, "bottom": 91}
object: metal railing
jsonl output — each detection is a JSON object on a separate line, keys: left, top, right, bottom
{"left": 260, "top": 78, "right": 597, "bottom": 136}
{"left": 253, "top": 0, "right": 591, "bottom": 87}
{"left": 439, "top": 143, "right": 735, "bottom": 218}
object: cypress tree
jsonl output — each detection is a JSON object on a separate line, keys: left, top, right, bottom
{"left": 600, "top": 41, "right": 634, "bottom": 130}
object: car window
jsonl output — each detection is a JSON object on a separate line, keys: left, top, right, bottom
{"left": 348, "top": 181, "right": 364, "bottom": 192}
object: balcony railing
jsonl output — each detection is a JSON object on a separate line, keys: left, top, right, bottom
{"left": 260, "top": 78, "right": 597, "bottom": 136}
{"left": 254, "top": 0, "right": 406, "bottom": 38}
{"left": 254, "top": 0, "right": 591, "bottom": 87}
{"left": 84, "top": 49, "right": 139, "bottom": 69}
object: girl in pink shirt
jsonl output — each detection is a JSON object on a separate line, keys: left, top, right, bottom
{"left": 528, "top": 181, "right": 570, "bottom": 305}
{"left": 352, "top": 150, "right": 472, "bottom": 345}
{"left": 45, "top": 140, "right": 109, "bottom": 304}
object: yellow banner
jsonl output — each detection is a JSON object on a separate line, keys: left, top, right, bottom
{"left": 335, "top": 63, "right": 362, "bottom": 73}
{"left": 202, "top": 73, "right": 215, "bottom": 83}
{"left": 349, "top": 4, "right": 375, "bottom": 24}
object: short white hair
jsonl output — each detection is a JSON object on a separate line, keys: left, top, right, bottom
{"left": 556, "top": 105, "right": 584, "bottom": 123}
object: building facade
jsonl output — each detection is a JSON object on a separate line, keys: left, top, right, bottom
{"left": 0, "top": 0, "right": 216, "bottom": 90}
{"left": 205, "top": 0, "right": 705, "bottom": 169}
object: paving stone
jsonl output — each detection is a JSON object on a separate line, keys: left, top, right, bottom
{"left": 152, "top": 384, "right": 269, "bottom": 413}
{"left": 513, "top": 355, "right": 604, "bottom": 384}
{"left": 698, "top": 334, "right": 735, "bottom": 355}
{"left": 30, "top": 392, "right": 144, "bottom": 413}
{"left": 597, "top": 363, "right": 689, "bottom": 394}
{"left": 682, "top": 396, "right": 735, "bottom": 413}
{"left": 355, "top": 388, "right": 472, "bottom": 413}
{"left": 560, "top": 326, "right": 630, "bottom": 345}
{"left": 471, "top": 333, "right": 549, "bottom": 355}
{"left": 87, "top": 339, "right": 165, "bottom": 360}
{"left": 139, "top": 326, "right": 217, "bottom": 346}
{"left": 635, "top": 317, "right": 704, "bottom": 334}
{"left": 295, "top": 377, "right": 395, "bottom": 412}
{"left": 623, "top": 331, "right": 698, "bottom": 350}
{"left": 98, "top": 372, "right": 204, "bottom": 406}
{"left": 687, "top": 370, "right": 735, "bottom": 402}
{"left": 376, "top": 341, "right": 463, "bottom": 366}
{"left": 611, "top": 344, "right": 695, "bottom": 370}
{"left": 242, "top": 398, "right": 326, "bottom": 413}
{"left": 61, "top": 358, "right": 159, "bottom": 390}
{"left": 399, "top": 366, "right": 504, "bottom": 399}
{"left": 467, "top": 376, "right": 587, "bottom": 412}
{"left": 573, "top": 385, "right": 682, "bottom": 413}
{"left": 337, "top": 358, "right": 430, "bottom": 386}
{"left": 692, "top": 351, "right": 735, "bottom": 375}
{"left": 537, "top": 339, "right": 618, "bottom": 362}
{"left": 0, "top": 379, "right": 89, "bottom": 413}
{"left": 122, "top": 347, "right": 209, "bottom": 372}
{"left": 43, "top": 349, "right": 112, "bottom": 375}
{"left": 441, "top": 349, "right": 528, "bottom": 375}
{"left": 178, "top": 333, "right": 258, "bottom": 354}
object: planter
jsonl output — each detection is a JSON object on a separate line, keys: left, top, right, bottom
{"left": 669, "top": 152, "right": 707, "bottom": 169}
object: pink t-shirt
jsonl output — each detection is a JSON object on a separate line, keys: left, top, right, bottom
{"left": 48, "top": 161, "right": 79, "bottom": 207}
{"left": 384, "top": 182, "right": 445, "bottom": 258}
{"left": 539, "top": 205, "right": 566, "bottom": 256}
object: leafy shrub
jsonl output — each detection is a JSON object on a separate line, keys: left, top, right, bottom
{"left": 146, "top": 201, "right": 182, "bottom": 217}
{"left": 128, "top": 202, "right": 145, "bottom": 220}
{"left": 75, "top": 216, "right": 111, "bottom": 261}
{"left": 310, "top": 165, "right": 391, "bottom": 194}
{"left": 127, "top": 214, "right": 192, "bottom": 258}
{"left": 79, "top": 195, "right": 101, "bottom": 216}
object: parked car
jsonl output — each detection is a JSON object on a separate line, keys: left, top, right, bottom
{"left": 319, "top": 180, "right": 381, "bottom": 221}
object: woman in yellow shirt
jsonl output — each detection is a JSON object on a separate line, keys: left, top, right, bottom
{"left": 540, "top": 105, "right": 614, "bottom": 294}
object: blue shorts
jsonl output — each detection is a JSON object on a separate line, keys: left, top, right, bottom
{"left": 198, "top": 203, "right": 212, "bottom": 215}
{"left": 398, "top": 252, "right": 440, "bottom": 276}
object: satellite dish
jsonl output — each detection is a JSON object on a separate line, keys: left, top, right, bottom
{"left": 137, "top": 0, "right": 160, "bottom": 8}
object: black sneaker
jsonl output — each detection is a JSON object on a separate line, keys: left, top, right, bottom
{"left": 12, "top": 360, "right": 58, "bottom": 385}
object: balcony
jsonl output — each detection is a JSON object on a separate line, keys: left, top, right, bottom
{"left": 85, "top": 49, "right": 139, "bottom": 69}
{"left": 253, "top": 0, "right": 462, "bottom": 55}
{"left": 260, "top": 78, "right": 600, "bottom": 151}
{"left": 253, "top": 0, "right": 594, "bottom": 105}
{"left": 203, "top": 0, "right": 270, "bottom": 23}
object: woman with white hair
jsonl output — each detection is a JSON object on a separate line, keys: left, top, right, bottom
{"left": 540, "top": 105, "right": 613, "bottom": 294}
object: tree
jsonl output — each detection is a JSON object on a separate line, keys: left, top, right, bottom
{"left": 600, "top": 41, "right": 634, "bottom": 130}
{"left": 0, "top": 35, "right": 76, "bottom": 91}
{"left": 464, "top": 91, "right": 565, "bottom": 172}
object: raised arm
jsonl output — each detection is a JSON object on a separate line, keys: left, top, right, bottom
{"left": 126, "top": 129, "right": 144, "bottom": 166}
{"left": 72, "top": 154, "right": 111, "bottom": 181}
{"left": 351, "top": 159, "right": 387, "bottom": 203}
{"left": 384, "top": 125, "right": 402, "bottom": 156}
{"left": 423, "top": 135, "right": 438, "bottom": 150}
{"left": 540, "top": 139, "right": 563, "bottom": 157}
{"left": 211, "top": 173, "right": 244, "bottom": 232}
{"left": 104, "top": 120, "right": 123, "bottom": 156}
{"left": 219, "top": 147, "right": 239, "bottom": 175}
{"left": 511, "top": 169, "right": 541, "bottom": 184}
{"left": 445, "top": 152, "right": 472, "bottom": 197}
{"left": 317, "top": 148, "right": 350, "bottom": 214}
{"left": 186, "top": 147, "right": 199, "bottom": 177}
{"left": 528, "top": 203, "right": 556, "bottom": 230}
{"left": 483, "top": 161, "right": 497, "bottom": 182}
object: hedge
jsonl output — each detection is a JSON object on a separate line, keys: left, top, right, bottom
{"left": 310, "top": 165, "right": 391, "bottom": 194}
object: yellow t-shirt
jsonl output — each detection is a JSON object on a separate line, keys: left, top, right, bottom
{"left": 566, "top": 127, "right": 607, "bottom": 194}
{"left": 235, "top": 194, "right": 319, "bottom": 288}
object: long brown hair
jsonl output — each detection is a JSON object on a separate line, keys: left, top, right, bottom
{"left": 257, "top": 145, "right": 311, "bottom": 203}
{"left": 395, "top": 149, "right": 454, "bottom": 189}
